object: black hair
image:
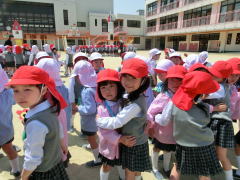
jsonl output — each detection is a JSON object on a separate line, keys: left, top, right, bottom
{"left": 36, "top": 84, "right": 61, "bottom": 115}
{"left": 97, "top": 81, "right": 125, "bottom": 101}
{"left": 127, "top": 76, "right": 150, "bottom": 102}
{"left": 161, "top": 80, "right": 168, "bottom": 93}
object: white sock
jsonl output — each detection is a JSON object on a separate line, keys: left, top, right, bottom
{"left": 151, "top": 150, "right": 159, "bottom": 171}
{"left": 163, "top": 152, "right": 171, "bottom": 171}
{"left": 92, "top": 148, "right": 101, "bottom": 163}
{"left": 135, "top": 176, "right": 141, "bottom": 180}
{"left": 100, "top": 167, "right": 110, "bottom": 180}
{"left": 224, "top": 170, "right": 233, "bottom": 180}
{"left": 9, "top": 157, "right": 20, "bottom": 173}
{"left": 117, "top": 166, "right": 125, "bottom": 179}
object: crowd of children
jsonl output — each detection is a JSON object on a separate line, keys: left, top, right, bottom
{"left": 1, "top": 42, "right": 240, "bottom": 180}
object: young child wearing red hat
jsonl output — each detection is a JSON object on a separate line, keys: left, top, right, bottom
{"left": 159, "top": 71, "right": 223, "bottom": 179}
{"left": 22, "top": 43, "right": 31, "bottom": 65}
{"left": 97, "top": 69, "right": 133, "bottom": 180}
{"left": 7, "top": 66, "right": 69, "bottom": 180}
{"left": 147, "top": 65, "right": 187, "bottom": 179}
{"left": 205, "top": 61, "right": 234, "bottom": 180}
{"left": 97, "top": 58, "right": 152, "bottom": 180}
{"left": 0, "top": 66, "right": 20, "bottom": 177}
{"left": 4, "top": 45, "right": 15, "bottom": 76}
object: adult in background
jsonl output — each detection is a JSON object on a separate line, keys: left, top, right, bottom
{"left": 4, "top": 35, "right": 14, "bottom": 46}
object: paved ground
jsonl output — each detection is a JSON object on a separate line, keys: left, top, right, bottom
{"left": 1, "top": 50, "right": 240, "bottom": 180}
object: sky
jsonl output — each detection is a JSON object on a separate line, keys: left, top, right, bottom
{"left": 114, "top": 0, "right": 145, "bottom": 15}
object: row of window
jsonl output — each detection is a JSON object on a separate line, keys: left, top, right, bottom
{"left": 227, "top": 33, "right": 240, "bottom": 44}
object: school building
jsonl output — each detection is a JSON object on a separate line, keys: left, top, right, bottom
{"left": 0, "top": 0, "right": 145, "bottom": 50}
{"left": 145, "top": 0, "right": 240, "bottom": 52}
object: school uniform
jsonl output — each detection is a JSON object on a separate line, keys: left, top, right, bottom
{"left": 24, "top": 101, "right": 69, "bottom": 180}
{"left": 66, "top": 53, "right": 73, "bottom": 68}
{"left": 23, "top": 49, "right": 31, "bottom": 65}
{"left": 5, "top": 52, "right": 15, "bottom": 67}
{"left": 15, "top": 54, "right": 24, "bottom": 68}
{"left": 0, "top": 53, "right": 5, "bottom": 68}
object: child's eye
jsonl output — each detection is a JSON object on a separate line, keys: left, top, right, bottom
{"left": 24, "top": 89, "right": 31, "bottom": 92}
{"left": 13, "top": 90, "right": 19, "bottom": 93}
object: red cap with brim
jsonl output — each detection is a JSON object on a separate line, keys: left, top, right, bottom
{"left": 120, "top": 58, "right": 148, "bottom": 78}
{"left": 97, "top": 69, "right": 120, "bottom": 83}
{"left": 154, "top": 69, "right": 167, "bottom": 74}
{"left": 188, "top": 63, "right": 209, "bottom": 72}
{"left": 166, "top": 65, "right": 187, "bottom": 79}
{"left": 227, "top": 58, "right": 240, "bottom": 75}
{"left": 208, "top": 61, "right": 233, "bottom": 78}
{"left": 7, "top": 66, "right": 67, "bottom": 109}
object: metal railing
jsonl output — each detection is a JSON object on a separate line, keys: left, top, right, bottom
{"left": 147, "top": 8, "right": 158, "bottom": 17}
{"left": 114, "top": 26, "right": 124, "bottom": 33}
{"left": 184, "top": 0, "right": 202, "bottom": 5}
{"left": 219, "top": 10, "right": 240, "bottom": 23}
{"left": 183, "top": 15, "right": 211, "bottom": 28}
{"left": 159, "top": 22, "right": 178, "bottom": 30}
{"left": 147, "top": 26, "right": 157, "bottom": 32}
{"left": 159, "top": 1, "right": 179, "bottom": 13}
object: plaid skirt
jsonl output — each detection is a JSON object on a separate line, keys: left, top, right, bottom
{"left": 99, "top": 153, "right": 121, "bottom": 167}
{"left": 29, "top": 161, "right": 69, "bottom": 180}
{"left": 121, "top": 142, "right": 152, "bottom": 172}
{"left": 176, "top": 143, "right": 223, "bottom": 176}
{"left": 209, "top": 119, "right": 235, "bottom": 148}
{"left": 152, "top": 138, "right": 176, "bottom": 152}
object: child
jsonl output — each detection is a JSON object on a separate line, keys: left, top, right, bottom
{"left": 183, "top": 54, "right": 200, "bottom": 70}
{"left": 148, "top": 48, "right": 161, "bottom": 87}
{"left": 97, "top": 58, "right": 152, "bottom": 180}
{"left": 147, "top": 65, "right": 187, "bottom": 179}
{"left": 28, "top": 45, "right": 39, "bottom": 66}
{"left": 7, "top": 66, "right": 69, "bottom": 180}
{"left": 74, "top": 61, "right": 101, "bottom": 167}
{"left": 199, "top": 51, "right": 211, "bottom": 67}
{"left": 43, "top": 44, "right": 53, "bottom": 57}
{"left": 4, "top": 45, "right": 15, "bottom": 75}
{"left": 0, "top": 66, "right": 20, "bottom": 177}
{"left": 168, "top": 52, "right": 183, "bottom": 65}
{"left": 89, "top": 52, "right": 105, "bottom": 74}
{"left": 204, "top": 61, "right": 234, "bottom": 180}
{"left": 97, "top": 69, "right": 133, "bottom": 180}
{"left": 22, "top": 44, "right": 31, "bottom": 65}
{"left": 15, "top": 45, "right": 25, "bottom": 68}
{"left": 170, "top": 71, "right": 223, "bottom": 180}
{"left": 153, "top": 59, "right": 175, "bottom": 95}
{"left": 65, "top": 47, "right": 73, "bottom": 76}
{"left": 73, "top": 52, "right": 88, "bottom": 65}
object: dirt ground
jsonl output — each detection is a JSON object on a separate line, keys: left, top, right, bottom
{"left": 1, "top": 50, "right": 240, "bottom": 180}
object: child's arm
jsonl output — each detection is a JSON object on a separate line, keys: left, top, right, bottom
{"left": 155, "top": 100, "right": 173, "bottom": 126}
{"left": 78, "top": 88, "right": 97, "bottom": 115}
{"left": 22, "top": 121, "right": 48, "bottom": 179}
{"left": 96, "top": 103, "right": 141, "bottom": 129}
{"left": 28, "top": 54, "right": 34, "bottom": 66}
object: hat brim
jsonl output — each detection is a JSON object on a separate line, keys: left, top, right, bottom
{"left": 172, "top": 87, "right": 194, "bottom": 111}
{"left": 6, "top": 79, "right": 42, "bottom": 86}
{"left": 154, "top": 69, "right": 167, "bottom": 74}
{"left": 166, "top": 74, "right": 184, "bottom": 79}
{"left": 232, "top": 70, "right": 240, "bottom": 75}
{"left": 97, "top": 77, "right": 119, "bottom": 83}
{"left": 120, "top": 69, "right": 146, "bottom": 78}
{"left": 208, "top": 68, "right": 225, "bottom": 78}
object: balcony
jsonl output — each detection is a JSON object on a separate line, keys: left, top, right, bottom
{"left": 184, "top": 0, "right": 202, "bottom": 5}
{"left": 219, "top": 10, "right": 240, "bottom": 23}
{"left": 147, "top": 26, "right": 157, "bottom": 32}
{"left": 183, "top": 15, "right": 211, "bottom": 28}
{"left": 159, "top": 1, "right": 179, "bottom": 13}
{"left": 147, "top": 8, "right": 158, "bottom": 17}
{"left": 159, "top": 22, "right": 178, "bottom": 30}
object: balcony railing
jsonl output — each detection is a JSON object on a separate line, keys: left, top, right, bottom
{"left": 160, "top": 1, "right": 179, "bottom": 13}
{"left": 147, "top": 8, "right": 158, "bottom": 17}
{"left": 147, "top": 26, "right": 157, "bottom": 32}
{"left": 159, "top": 22, "right": 178, "bottom": 30}
{"left": 184, "top": 0, "right": 202, "bottom": 5}
{"left": 219, "top": 10, "right": 240, "bottom": 23}
{"left": 114, "top": 26, "right": 124, "bottom": 33}
{"left": 183, "top": 15, "right": 211, "bottom": 28}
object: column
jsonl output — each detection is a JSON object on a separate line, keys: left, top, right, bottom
{"left": 210, "top": 2, "right": 221, "bottom": 25}
{"left": 219, "top": 31, "right": 227, "bottom": 52}
{"left": 186, "top": 34, "right": 191, "bottom": 51}
{"left": 178, "top": 12, "right": 184, "bottom": 29}
{"left": 156, "top": 18, "right": 160, "bottom": 31}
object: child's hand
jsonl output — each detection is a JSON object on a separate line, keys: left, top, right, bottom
{"left": 148, "top": 127, "right": 155, "bottom": 138}
{"left": 119, "top": 136, "right": 136, "bottom": 147}
{"left": 213, "top": 103, "right": 227, "bottom": 112}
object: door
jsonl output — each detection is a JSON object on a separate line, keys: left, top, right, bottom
{"left": 145, "top": 39, "right": 152, "bottom": 50}
{"left": 159, "top": 37, "right": 165, "bottom": 50}
{"left": 199, "top": 39, "right": 208, "bottom": 52}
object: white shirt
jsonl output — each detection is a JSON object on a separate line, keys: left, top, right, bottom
{"left": 206, "top": 84, "right": 225, "bottom": 99}
{"left": 96, "top": 103, "right": 141, "bottom": 129}
{"left": 23, "top": 100, "right": 63, "bottom": 171}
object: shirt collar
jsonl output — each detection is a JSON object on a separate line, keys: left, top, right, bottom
{"left": 105, "top": 100, "right": 118, "bottom": 107}
{"left": 25, "top": 100, "right": 51, "bottom": 118}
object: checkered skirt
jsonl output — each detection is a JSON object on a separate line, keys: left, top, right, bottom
{"left": 152, "top": 138, "right": 176, "bottom": 152}
{"left": 29, "top": 161, "right": 69, "bottom": 180}
{"left": 176, "top": 144, "right": 223, "bottom": 176}
{"left": 121, "top": 142, "right": 152, "bottom": 172}
{"left": 209, "top": 119, "right": 235, "bottom": 148}
{"left": 98, "top": 153, "right": 121, "bottom": 167}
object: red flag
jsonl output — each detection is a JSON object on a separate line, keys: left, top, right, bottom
{"left": 107, "top": 15, "right": 111, "bottom": 23}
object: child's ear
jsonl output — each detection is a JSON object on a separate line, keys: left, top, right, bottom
{"left": 42, "top": 86, "right": 48, "bottom": 96}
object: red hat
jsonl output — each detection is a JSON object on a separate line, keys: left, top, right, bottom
{"left": 15, "top": 45, "right": 22, "bottom": 54}
{"left": 22, "top": 43, "right": 30, "bottom": 49}
{"left": 50, "top": 44, "right": 55, "bottom": 50}
{"left": 97, "top": 69, "right": 120, "bottom": 83}
{"left": 188, "top": 63, "right": 209, "bottom": 72}
{"left": 172, "top": 71, "right": 219, "bottom": 111}
{"left": 208, "top": 61, "right": 233, "bottom": 78}
{"left": 6, "top": 66, "right": 67, "bottom": 109}
{"left": 166, "top": 65, "right": 187, "bottom": 79}
{"left": 227, "top": 58, "right": 240, "bottom": 74}
{"left": 120, "top": 58, "right": 148, "bottom": 78}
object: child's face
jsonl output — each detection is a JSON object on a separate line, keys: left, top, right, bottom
{"left": 170, "top": 57, "right": 182, "bottom": 65}
{"left": 152, "top": 54, "right": 160, "bottom": 61}
{"left": 157, "top": 72, "right": 167, "bottom": 82}
{"left": 92, "top": 59, "right": 103, "bottom": 71}
{"left": 12, "top": 85, "right": 47, "bottom": 109}
{"left": 228, "top": 74, "right": 240, "bottom": 84}
{"left": 168, "top": 78, "right": 182, "bottom": 93}
{"left": 121, "top": 74, "right": 142, "bottom": 93}
{"left": 7, "top": 48, "right": 12, "bottom": 52}
{"left": 100, "top": 82, "right": 118, "bottom": 101}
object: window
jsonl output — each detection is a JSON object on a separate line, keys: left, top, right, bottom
{"left": 168, "top": 36, "right": 186, "bottom": 42}
{"left": 220, "top": 0, "right": 240, "bottom": 13}
{"left": 127, "top": 20, "right": 141, "bottom": 28}
{"left": 77, "top": 22, "right": 86, "bottom": 27}
{"left": 67, "top": 39, "right": 75, "bottom": 46}
{"left": 160, "top": 14, "right": 178, "bottom": 24}
{"left": 95, "top": 19, "right": 97, "bottom": 26}
{"left": 227, "top": 33, "right": 232, "bottom": 44}
{"left": 133, "top": 37, "right": 141, "bottom": 44}
{"left": 191, "top": 33, "right": 220, "bottom": 41}
{"left": 236, "top": 33, "right": 240, "bottom": 44}
{"left": 63, "top": 10, "right": 69, "bottom": 25}
{"left": 102, "top": 19, "right": 108, "bottom": 32}
{"left": 184, "top": 5, "right": 212, "bottom": 20}
{"left": 147, "top": 20, "right": 156, "bottom": 27}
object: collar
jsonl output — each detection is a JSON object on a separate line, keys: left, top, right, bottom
{"left": 105, "top": 100, "right": 118, "bottom": 107}
{"left": 25, "top": 100, "right": 51, "bottom": 119}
